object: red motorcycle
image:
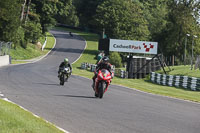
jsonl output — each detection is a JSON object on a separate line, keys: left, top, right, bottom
{"left": 94, "top": 69, "right": 113, "bottom": 98}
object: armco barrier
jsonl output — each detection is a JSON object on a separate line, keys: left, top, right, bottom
{"left": 150, "top": 72, "right": 200, "bottom": 91}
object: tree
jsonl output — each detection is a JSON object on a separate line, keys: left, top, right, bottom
{"left": 109, "top": 52, "right": 122, "bottom": 68}
{"left": 0, "top": 0, "right": 21, "bottom": 46}
{"left": 31, "top": 0, "right": 58, "bottom": 33}
{"left": 55, "top": 0, "right": 79, "bottom": 27}
{"left": 74, "top": 0, "right": 104, "bottom": 28}
{"left": 158, "top": 0, "right": 200, "bottom": 58}
{"left": 94, "top": 0, "right": 150, "bottom": 41}
{"left": 20, "top": 0, "right": 27, "bottom": 21}
{"left": 140, "top": 0, "right": 169, "bottom": 40}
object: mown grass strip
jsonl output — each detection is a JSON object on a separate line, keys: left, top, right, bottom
{"left": 10, "top": 32, "right": 55, "bottom": 63}
{"left": 11, "top": 60, "right": 28, "bottom": 64}
{"left": 157, "top": 65, "right": 200, "bottom": 78}
{"left": 0, "top": 99, "right": 64, "bottom": 133}
{"left": 55, "top": 27, "right": 200, "bottom": 103}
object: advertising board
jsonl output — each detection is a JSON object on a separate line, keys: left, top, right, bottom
{"left": 109, "top": 39, "right": 158, "bottom": 54}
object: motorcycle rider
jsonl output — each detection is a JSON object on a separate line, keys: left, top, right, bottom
{"left": 92, "top": 56, "right": 112, "bottom": 89}
{"left": 96, "top": 51, "right": 105, "bottom": 64}
{"left": 58, "top": 58, "right": 72, "bottom": 78}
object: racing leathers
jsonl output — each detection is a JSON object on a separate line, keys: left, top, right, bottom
{"left": 92, "top": 62, "right": 112, "bottom": 88}
{"left": 58, "top": 62, "right": 72, "bottom": 77}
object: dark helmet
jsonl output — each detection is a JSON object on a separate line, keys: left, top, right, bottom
{"left": 102, "top": 56, "right": 109, "bottom": 63}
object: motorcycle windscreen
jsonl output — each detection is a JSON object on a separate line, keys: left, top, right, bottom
{"left": 101, "top": 69, "right": 110, "bottom": 77}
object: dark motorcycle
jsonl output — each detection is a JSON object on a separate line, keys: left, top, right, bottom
{"left": 59, "top": 67, "right": 71, "bottom": 85}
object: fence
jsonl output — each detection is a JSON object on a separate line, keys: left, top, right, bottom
{"left": 0, "top": 41, "right": 12, "bottom": 56}
{"left": 150, "top": 72, "right": 200, "bottom": 91}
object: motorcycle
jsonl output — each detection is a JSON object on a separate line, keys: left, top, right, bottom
{"left": 59, "top": 67, "right": 71, "bottom": 85}
{"left": 94, "top": 69, "right": 113, "bottom": 98}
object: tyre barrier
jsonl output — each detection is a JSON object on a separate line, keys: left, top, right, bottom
{"left": 81, "top": 62, "right": 92, "bottom": 69}
{"left": 80, "top": 62, "right": 115, "bottom": 73}
{"left": 150, "top": 72, "right": 200, "bottom": 91}
{"left": 115, "top": 69, "right": 128, "bottom": 78}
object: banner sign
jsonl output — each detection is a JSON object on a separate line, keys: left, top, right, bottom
{"left": 109, "top": 39, "right": 158, "bottom": 54}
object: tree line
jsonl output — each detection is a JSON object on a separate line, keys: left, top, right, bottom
{"left": 0, "top": 0, "right": 199, "bottom": 61}
{"left": 0, "top": 0, "right": 78, "bottom": 49}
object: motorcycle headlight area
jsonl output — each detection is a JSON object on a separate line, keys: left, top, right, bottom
{"left": 98, "top": 74, "right": 104, "bottom": 79}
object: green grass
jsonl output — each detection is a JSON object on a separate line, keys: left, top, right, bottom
{"left": 43, "top": 32, "right": 55, "bottom": 53}
{"left": 11, "top": 60, "right": 28, "bottom": 64}
{"left": 0, "top": 99, "right": 64, "bottom": 133}
{"left": 55, "top": 27, "right": 200, "bottom": 103}
{"left": 10, "top": 32, "right": 55, "bottom": 63}
{"left": 157, "top": 65, "right": 200, "bottom": 78}
{"left": 1, "top": 31, "right": 63, "bottom": 133}
{"left": 10, "top": 44, "right": 43, "bottom": 60}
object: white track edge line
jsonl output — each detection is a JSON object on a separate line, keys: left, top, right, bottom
{"left": 71, "top": 33, "right": 87, "bottom": 64}
{"left": 2, "top": 98, "right": 69, "bottom": 133}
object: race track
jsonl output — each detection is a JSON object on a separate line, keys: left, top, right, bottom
{"left": 0, "top": 29, "right": 200, "bottom": 133}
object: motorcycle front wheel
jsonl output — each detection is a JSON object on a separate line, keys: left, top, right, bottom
{"left": 60, "top": 74, "right": 65, "bottom": 85}
{"left": 98, "top": 82, "right": 106, "bottom": 98}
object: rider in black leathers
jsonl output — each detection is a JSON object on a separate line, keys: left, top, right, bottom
{"left": 58, "top": 58, "right": 72, "bottom": 78}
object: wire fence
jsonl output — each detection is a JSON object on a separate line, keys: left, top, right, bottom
{"left": 0, "top": 41, "right": 12, "bottom": 56}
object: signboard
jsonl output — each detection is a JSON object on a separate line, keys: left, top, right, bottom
{"left": 109, "top": 39, "right": 158, "bottom": 54}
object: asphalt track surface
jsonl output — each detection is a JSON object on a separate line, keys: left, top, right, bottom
{"left": 0, "top": 30, "right": 200, "bottom": 133}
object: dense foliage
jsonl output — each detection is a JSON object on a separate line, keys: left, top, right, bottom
{"left": 0, "top": 0, "right": 199, "bottom": 61}
{"left": 0, "top": 0, "right": 78, "bottom": 49}
{"left": 0, "top": 0, "right": 21, "bottom": 45}
{"left": 94, "top": 0, "right": 150, "bottom": 40}
{"left": 109, "top": 52, "right": 122, "bottom": 68}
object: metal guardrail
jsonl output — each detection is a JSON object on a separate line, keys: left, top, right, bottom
{"left": 0, "top": 41, "right": 12, "bottom": 56}
{"left": 150, "top": 72, "right": 200, "bottom": 91}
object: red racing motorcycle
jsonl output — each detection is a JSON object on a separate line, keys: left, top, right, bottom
{"left": 94, "top": 69, "right": 113, "bottom": 98}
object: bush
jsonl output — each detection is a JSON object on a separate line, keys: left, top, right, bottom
{"left": 15, "top": 27, "right": 27, "bottom": 49}
{"left": 24, "top": 22, "right": 42, "bottom": 44}
{"left": 109, "top": 52, "right": 122, "bottom": 68}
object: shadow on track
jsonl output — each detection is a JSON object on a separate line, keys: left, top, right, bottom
{"left": 34, "top": 83, "right": 60, "bottom": 86}
{"left": 55, "top": 94, "right": 96, "bottom": 99}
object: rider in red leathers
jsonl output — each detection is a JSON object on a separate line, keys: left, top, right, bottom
{"left": 92, "top": 56, "right": 112, "bottom": 89}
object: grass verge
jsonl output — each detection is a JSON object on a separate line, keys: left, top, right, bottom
{"left": 10, "top": 32, "right": 55, "bottom": 63}
{"left": 157, "top": 65, "right": 200, "bottom": 78}
{"left": 0, "top": 99, "right": 63, "bottom": 133}
{"left": 55, "top": 26, "right": 200, "bottom": 103}
{"left": 1, "top": 32, "right": 63, "bottom": 133}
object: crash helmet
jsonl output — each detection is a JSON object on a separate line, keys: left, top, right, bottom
{"left": 102, "top": 56, "right": 109, "bottom": 63}
{"left": 64, "top": 58, "right": 68, "bottom": 63}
